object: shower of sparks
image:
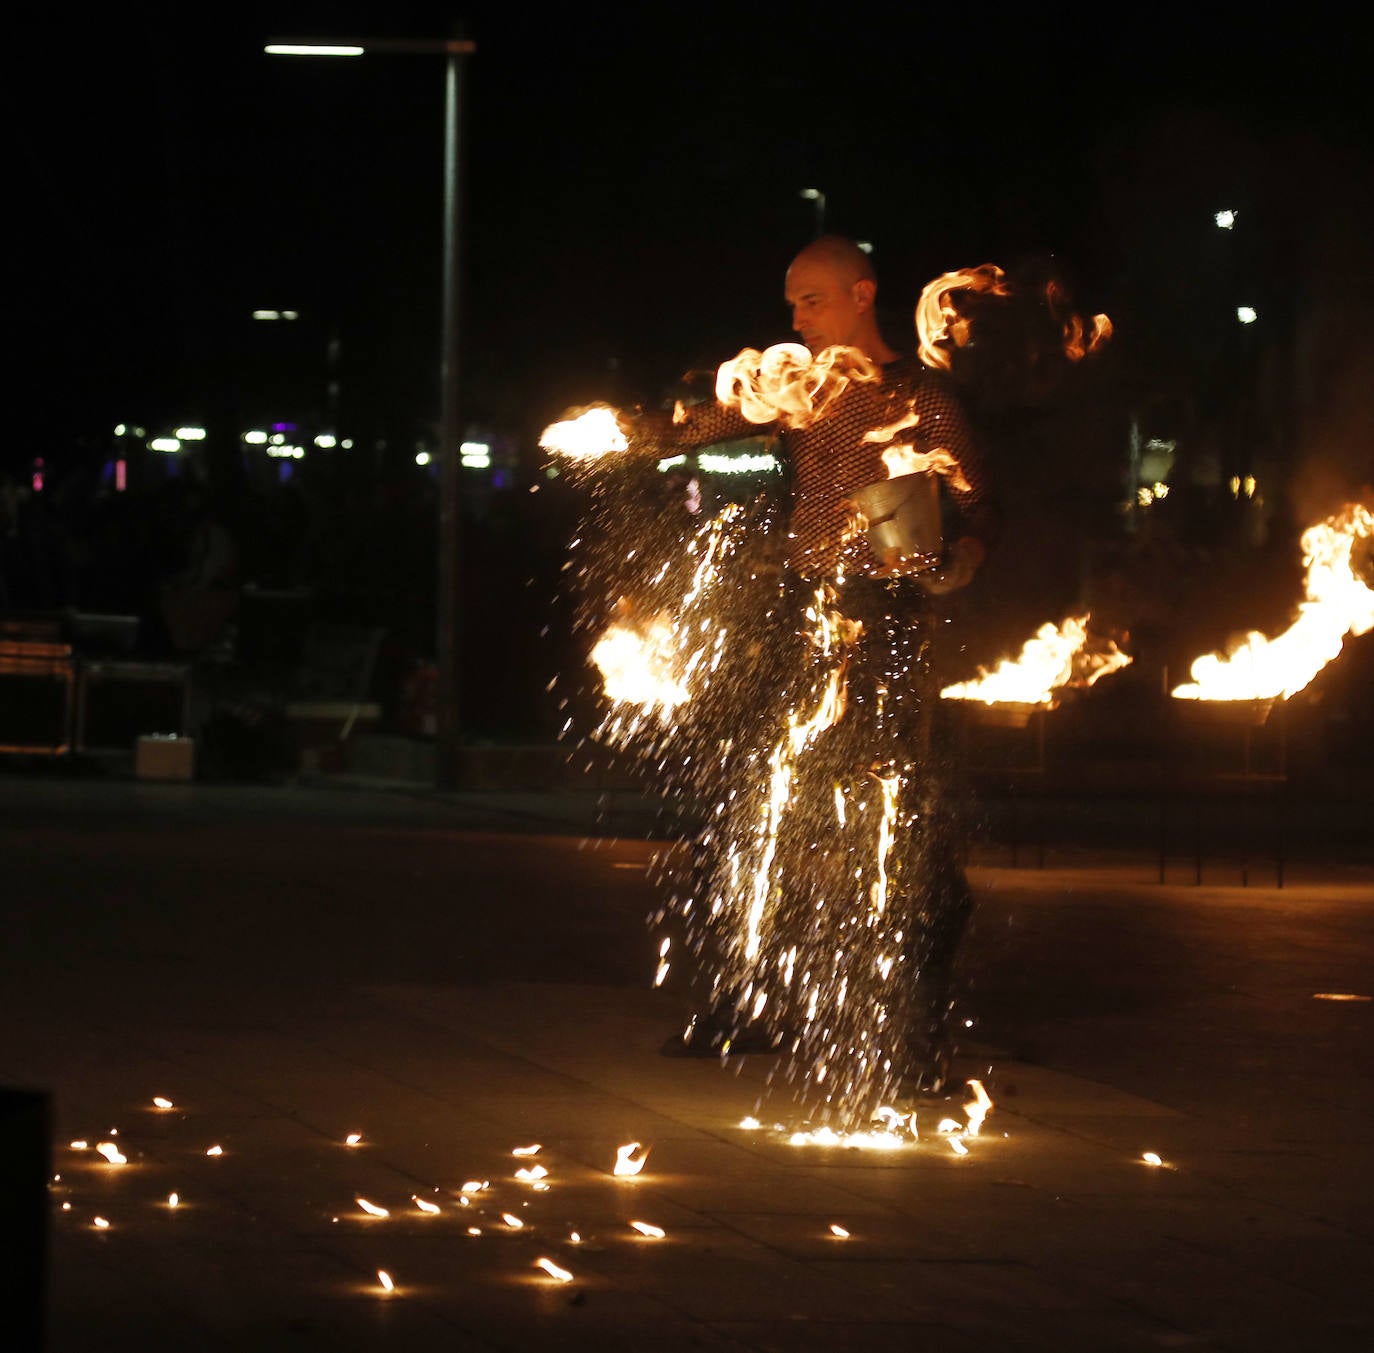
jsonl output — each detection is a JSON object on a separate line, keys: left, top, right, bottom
{"left": 630, "top": 1221, "right": 666, "bottom": 1238}
{"left": 614, "top": 1142, "right": 650, "bottom": 1176}
{"left": 1172, "top": 502, "right": 1373, "bottom": 702}
{"left": 535, "top": 1257, "right": 575, "bottom": 1283}
{"left": 553, "top": 265, "right": 1099, "bottom": 1131}
{"left": 356, "top": 1198, "right": 389, "bottom": 1218}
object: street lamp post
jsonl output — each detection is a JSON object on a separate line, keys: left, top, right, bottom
{"left": 266, "top": 33, "right": 475, "bottom": 789}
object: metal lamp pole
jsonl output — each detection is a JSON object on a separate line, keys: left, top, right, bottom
{"left": 266, "top": 34, "right": 475, "bottom": 789}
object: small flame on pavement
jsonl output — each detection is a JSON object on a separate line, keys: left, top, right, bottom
{"left": 152, "top": 1097, "right": 174, "bottom": 1110}
{"left": 466, "top": 1226, "right": 482, "bottom": 1236}
{"left": 70, "top": 1140, "right": 89, "bottom": 1150}
{"left": 739, "top": 1116, "right": 761, "bottom": 1130}
{"left": 630, "top": 1221, "right": 666, "bottom": 1238}
{"left": 502, "top": 1213, "right": 524, "bottom": 1229}
{"left": 205, "top": 1145, "right": 223, "bottom": 1157}
{"left": 512, "top": 1144, "right": 541, "bottom": 1156}
{"left": 515, "top": 1165, "right": 549, "bottom": 1182}
{"left": 614, "top": 1142, "right": 650, "bottom": 1176}
{"left": 937, "top": 1118, "right": 961, "bottom": 1134}
{"left": 356, "top": 1198, "right": 390, "bottom": 1218}
{"left": 96, "top": 1142, "right": 127, "bottom": 1166}
{"left": 942, "top": 614, "right": 1130, "bottom": 705}
{"left": 167, "top": 1193, "right": 179, "bottom": 1208}
{"left": 535, "top": 1257, "right": 574, "bottom": 1283}
{"left": 376, "top": 1270, "right": 395, "bottom": 1294}
{"left": 460, "top": 1180, "right": 490, "bottom": 1194}
{"left": 412, "top": 1196, "right": 441, "bottom": 1215}
{"left": 92, "top": 1216, "right": 110, "bottom": 1229}
{"left": 569, "top": 1231, "right": 583, "bottom": 1244}
{"left": 963, "top": 1080, "right": 993, "bottom": 1137}
{"left": 949, "top": 1137, "right": 969, "bottom": 1156}
{"left": 345, "top": 1133, "right": 363, "bottom": 1146}
{"left": 1142, "top": 1152, "right": 1164, "bottom": 1168}
{"left": 829, "top": 1223, "right": 851, "bottom": 1239}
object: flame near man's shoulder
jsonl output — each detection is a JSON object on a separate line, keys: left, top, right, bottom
{"left": 715, "top": 343, "right": 881, "bottom": 430}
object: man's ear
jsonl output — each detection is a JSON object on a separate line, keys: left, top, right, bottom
{"left": 852, "top": 278, "right": 877, "bottom": 312}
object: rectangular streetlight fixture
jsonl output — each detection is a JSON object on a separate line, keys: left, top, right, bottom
{"left": 267, "top": 32, "right": 475, "bottom": 790}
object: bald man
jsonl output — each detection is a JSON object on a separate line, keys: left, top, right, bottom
{"left": 653, "top": 238, "right": 997, "bottom": 1096}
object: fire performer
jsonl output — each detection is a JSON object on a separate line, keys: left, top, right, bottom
{"left": 641, "top": 237, "right": 999, "bottom": 1102}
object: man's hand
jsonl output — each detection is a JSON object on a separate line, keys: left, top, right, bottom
{"left": 918, "top": 536, "right": 985, "bottom": 595}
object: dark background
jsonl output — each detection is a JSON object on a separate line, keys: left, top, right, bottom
{"left": 5, "top": 1, "right": 1371, "bottom": 749}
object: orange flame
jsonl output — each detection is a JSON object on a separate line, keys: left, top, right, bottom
{"left": 1046, "top": 280, "right": 1113, "bottom": 361}
{"left": 539, "top": 404, "right": 628, "bottom": 460}
{"left": 941, "top": 615, "right": 1131, "bottom": 705}
{"left": 878, "top": 444, "right": 971, "bottom": 491}
{"left": 715, "top": 343, "right": 880, "bottom": 429}
{"left": 915, "top": 265, "right": 1009, "bottom": 371}
{"left": 1172, "top": 503, "right": 1373, "bottom": 701}
{"left": 614, "top": 1142, "right": 650, "bottom": 1176}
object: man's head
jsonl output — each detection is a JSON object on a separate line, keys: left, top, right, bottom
{"left": 784, "top": 236, "right": 890, "bottom": 359}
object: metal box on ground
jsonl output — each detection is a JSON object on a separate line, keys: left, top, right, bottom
{"left": 135, "top": 735, "right": 196, "bottom": 780}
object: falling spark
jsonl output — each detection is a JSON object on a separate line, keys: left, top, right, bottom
{"left": 356, "top": 1198, "right": 390, "bottom": 1218}
{"left": 92, "top": 1216, "right": 110, "bottom": 1229}
{"left": 1172, "top": 503, "right": 1373, "bottom": 701}
{"left": 515, "top": 1165, "right": 549, "bottom": 1182}
{"left": 205, "top": 1145, "right": 223, "bottom": 1157}
{"left": 412, "top": 1196, "right": 440, "bottom": 1215}
{"left": 1142, "top": 1152, "right": 1164, "bottom": 1168}
{"left": 167, "top": 1193, "right": 179, "bottom": 1208}
{"left": 829, "top": 1223, "right": 851, "bottom": 1239}
{"left": 96, "top": 1142, "right": 127, "bottom": 1166}
{"left": 949, "top": 1137, "right": 970, "bottom": 1156}
{"left": 630, "top": 1221, "right": 666, "bottom": 1238}
{"left": 376, "top": 1270, "right": 395, "bottom": 1293}
{"left": 345, "top": 1133, "right": 363, "bottom": 1146}
{"left": 511, "top": 1144, "right": 542, "bottom": 1156}
{"left": 152, "top": 1096, "right": 174, "bottom": 1110}
{"left": 614, "top": 1142, "right": 650, "bottom": 1176}
{"left": 963, "top": 1080, "right": 994, "bottom": 1137}
{"left": 535, "top": 1257, "right": 574, "bottom": 1283}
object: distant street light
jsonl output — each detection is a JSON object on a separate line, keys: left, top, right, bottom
{"left": 1214, "top": 209, "right": 1237, "bottom": 230}
{"left": 800, "top": 187, "right": 826, "bottom": 237}
{"left": 1237, "top": 306, "right": 1258, "bottom": 325}
{"left": 267, "top": 31, "right": 475, "bottom": 790}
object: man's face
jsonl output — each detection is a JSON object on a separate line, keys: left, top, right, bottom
{"left": 785, "top": 257, "right": 865, "bottom": 355}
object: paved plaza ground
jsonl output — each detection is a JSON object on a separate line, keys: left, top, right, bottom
{"left": 2, "top": 772, "right": 1371, "bottom": 1351}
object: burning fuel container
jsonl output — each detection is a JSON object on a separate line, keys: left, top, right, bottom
{"left": 851, "top": 472, "right": 942, "bottom": 570}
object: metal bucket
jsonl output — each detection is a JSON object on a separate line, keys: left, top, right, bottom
{"left": 851, "top": 472, "right": 942, "bottom": 570}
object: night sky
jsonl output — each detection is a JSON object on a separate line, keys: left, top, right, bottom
{"left": 15, "top": 1, "right": 1372, "bottom": 453}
